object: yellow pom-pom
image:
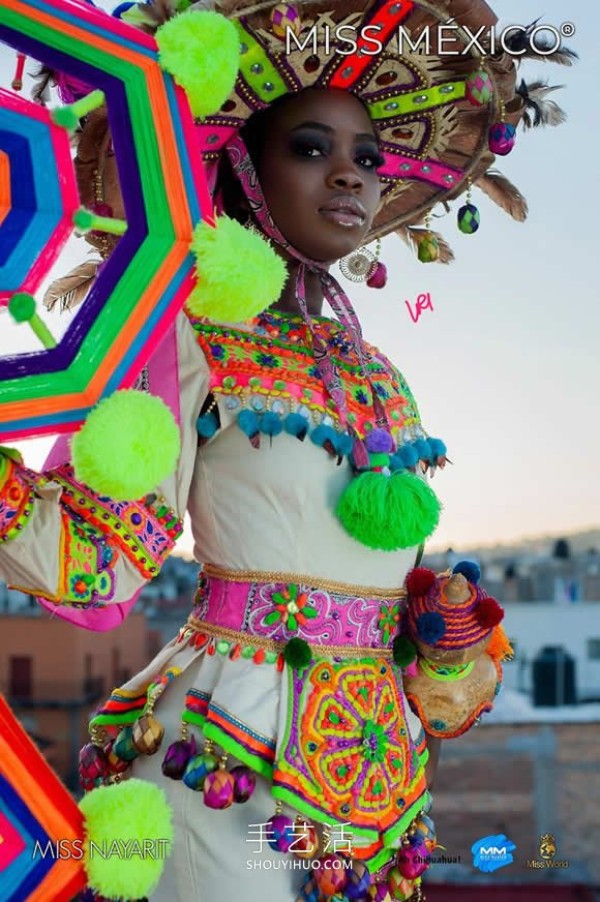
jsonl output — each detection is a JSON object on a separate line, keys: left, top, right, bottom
{"left": 156, "top": 10, "right": 240, "bottom": 118}
{"left": 79, "top": 779, "right": 174, "bottom": 899}
{"left": 72, "top": 390, "right": 180, "bottom": 501}
{"left": 187, "top": 215, "right": 287, "bottom": 322}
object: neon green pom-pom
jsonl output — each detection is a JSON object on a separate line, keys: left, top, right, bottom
{"left": 187, "top": 215, "right": 287, "bottom": 322}
{"left": 72, "top": 390, "right": 181, "bottom": 501}
{"left": 335, "top": 471, "right": 441, "bottom": 551}
{"left": 79, "top": 779, "right": 174, "bottom": 899}
{"left": 156, "top": 10, "right": 240, "bottom": 118}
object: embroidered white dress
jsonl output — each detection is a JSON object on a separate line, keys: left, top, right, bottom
{"left": 0, "top": 310, "right": 440, "bottom": 902}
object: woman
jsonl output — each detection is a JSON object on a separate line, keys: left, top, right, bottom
{"left": 0, "top": 0, "right": 566, "bottom": 898}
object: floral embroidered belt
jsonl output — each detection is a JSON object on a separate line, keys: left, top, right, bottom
{"left": 188, "top": 563, "right": 407, "bottom": 653}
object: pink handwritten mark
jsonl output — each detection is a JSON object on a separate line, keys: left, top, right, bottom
{"left": 406, "top": 292, "right": 434, "bottom": 323}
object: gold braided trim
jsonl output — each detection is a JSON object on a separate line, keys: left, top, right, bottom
{"left": 200, "top": 562, "right": 407, "bottom": 600}
{"left": 186, "top": 615, "right": 394, "bottom": 660}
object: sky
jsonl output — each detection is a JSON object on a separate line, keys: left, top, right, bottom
{"left": 0, "top": 0, "right": 598, "bottom": 555}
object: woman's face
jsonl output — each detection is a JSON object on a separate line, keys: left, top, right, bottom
{"left": 256, "top": 88, "right": 383, "bottom": 264}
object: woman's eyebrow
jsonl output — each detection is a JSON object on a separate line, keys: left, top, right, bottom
{"left": 290, "top": 121, "right": 378, "bottom": 142}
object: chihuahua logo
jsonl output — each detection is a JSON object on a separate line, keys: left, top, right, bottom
{"left": 539, "top": 834, "right": 556, "bottom": 860}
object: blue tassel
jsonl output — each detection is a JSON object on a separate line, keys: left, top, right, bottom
{"left": 414, "top": 438, "right": 433, "bottom": 462}
{"left": 428, "top": 437, "right": 447, "bottom": 460}
{"left": 310, "top": 424, "right": 338, "bottom": 448}
{"left": 196, "top": 412, "right": 218, "bottom": 439}
{"left": 260, "top": 412, "right": 283, "bottom": 436}
{"left": 333, "top": 432, "right": 354, "bottom": 457}
{"left": 389, "top": 453, "right": 405, "bottom": 472}
{"left": 238, "top": 409, "right": 260, "bottom": 437}
{"left": 453, "top": 560, "right": 481, "bottom": 585}
{"left": 284, "top": 413, "right": 309, "bottom": 439}
{"left": 398, "top": 444, "right": 419, "bottom": 468}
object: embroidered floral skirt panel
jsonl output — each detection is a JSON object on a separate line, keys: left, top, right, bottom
{"left": 90, "top": 569, "right": 430, "bottom": 900}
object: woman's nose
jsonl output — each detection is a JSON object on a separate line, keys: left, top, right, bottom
{"left": 326, "top": 162, "right": 364, "bottom": 192}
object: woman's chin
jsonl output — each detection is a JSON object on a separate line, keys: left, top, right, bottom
{"left": 297, "top": 237, "right": 366, "bottom": 266}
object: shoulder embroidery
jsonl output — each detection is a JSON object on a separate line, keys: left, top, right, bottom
{"left": 186, "top": 311, "right": 447, "bottom": 474}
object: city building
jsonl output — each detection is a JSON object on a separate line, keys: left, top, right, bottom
{"left": 423, "top": 695, "right": 600, "bottom": 893}
{"left": 0, "top": 610, "right": 151, "bottom": 789}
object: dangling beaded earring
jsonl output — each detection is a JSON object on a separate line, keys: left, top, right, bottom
{"left": 339, "top": 239, "right": 387, "bottom": 288}
{"left": 457, "top": 178, "right": 480, "bottom": 234}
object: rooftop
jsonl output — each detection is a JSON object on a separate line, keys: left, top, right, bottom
{"left": 486, "top": 689, "right": 600, "bottom": 725}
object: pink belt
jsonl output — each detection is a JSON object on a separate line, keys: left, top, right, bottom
{"left": 190, "top": 564, "right": 407, "bottom": 649}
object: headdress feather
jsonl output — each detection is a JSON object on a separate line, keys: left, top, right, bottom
{"left": 516, "top": 79, "right": 567, "bottom": 129}
{"left": 43, "top": 259, "right": 103, "bottom": 313}
{"left": 474, "top": 169, "right": 528, "bottom": 221}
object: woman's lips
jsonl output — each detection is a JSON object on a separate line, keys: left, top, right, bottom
{"left": 319, "top": 209, "right": 366, "bottom": 228}
{"left": 319, "top": 196, "right": 367, "bottom": 229}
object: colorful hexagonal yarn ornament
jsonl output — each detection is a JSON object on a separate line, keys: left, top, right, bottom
{"left": 457, "top": 203, "right": 481, "bottom": 234}
{"left": 0, "top": 693, "right": 88, "bottom": 900}
{"left": 0, "top": 0, "right": 214, "bottom": 442}
{"left": 0, "top": 88, "right": 79, "bottom": 307}
{"left": 465, "top": 69, "right": 494, "bottom": 107}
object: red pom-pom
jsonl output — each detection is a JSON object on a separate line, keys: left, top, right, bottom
{"left": 367, "top": 262, "right": 387, "bottom": 289}
{"left": 405, "top": 567, "right": 437, "bottom": 596}
{"left": 475, "top": 597, "right": 504, "bottom": 628}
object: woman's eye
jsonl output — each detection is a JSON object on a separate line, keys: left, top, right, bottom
{"left": 290, "top": 138, "right": 328, "bottom": 158}
{"left": 357, "top": 151, "right": 385, "bottom": 170}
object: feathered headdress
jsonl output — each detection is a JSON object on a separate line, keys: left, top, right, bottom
{"left": 33, "top": 0, "right": 575, "bottom": 269}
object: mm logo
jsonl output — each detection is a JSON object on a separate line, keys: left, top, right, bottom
{"left": 471, "top": 834, "right": 516, "bottom": 873}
